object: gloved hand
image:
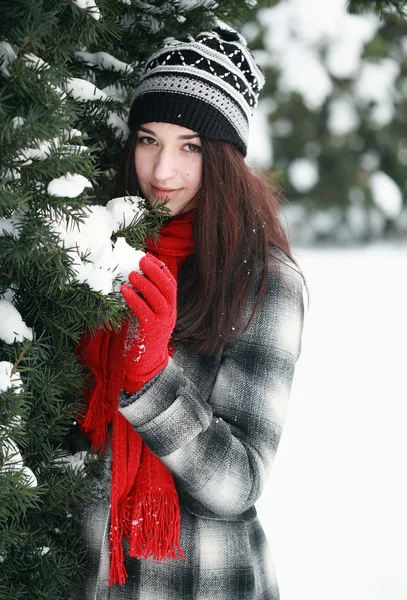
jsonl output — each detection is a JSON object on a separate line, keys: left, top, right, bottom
{"left": 120, "top": 253, "right": 177, "bottom": 394}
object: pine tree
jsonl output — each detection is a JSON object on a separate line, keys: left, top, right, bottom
{"left": 0, "top": 1, "right": 261, "bottom": 597}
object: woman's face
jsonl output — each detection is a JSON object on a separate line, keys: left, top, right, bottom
{"left": 134, "top": 121, "right": 202, "bottom": 216}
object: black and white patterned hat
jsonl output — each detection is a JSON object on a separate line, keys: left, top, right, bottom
{"left": 128, "top": 24, "right": 265, "bottom": 156}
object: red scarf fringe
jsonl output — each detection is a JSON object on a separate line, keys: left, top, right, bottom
{"left": 78, "top": 211, "right": 194, "bottom": 586}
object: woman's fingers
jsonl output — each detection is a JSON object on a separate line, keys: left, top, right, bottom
{"left": 139, "top": 254, "right": 177, "bottom": 304}
{"left": 121, "top": 283, "right": 154, "bottom": 321}
{"left": 127, "top": 270, "right": 167, "bottom": 315}
{"left": 122, "top": 254, "right": 176, "bottom": 319}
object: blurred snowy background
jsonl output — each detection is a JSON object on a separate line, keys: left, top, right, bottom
{"left": 246, "top": 1, "right": 407, "bottom": 599}
{"left": 246, "top": 0, "right": 407, "bottom": 245}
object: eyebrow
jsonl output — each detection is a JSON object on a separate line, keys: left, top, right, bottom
{"left": 138, "top": 126, "right": 200, "bottom": 140}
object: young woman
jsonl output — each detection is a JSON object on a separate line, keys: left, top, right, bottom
{"left": 77, "top": 26, "right": 304, "bottom": 600}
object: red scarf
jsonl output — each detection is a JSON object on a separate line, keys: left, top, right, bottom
{"left": 78, "top": 211, "right": 194, "bottom": 586}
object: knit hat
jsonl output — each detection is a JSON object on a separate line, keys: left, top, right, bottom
{"left": 128, "top": 24, "right": 265, "bottom": 156}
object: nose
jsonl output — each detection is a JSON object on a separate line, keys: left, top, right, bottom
{"left": 153, "top": 148, "right": 177, "bottom": 181}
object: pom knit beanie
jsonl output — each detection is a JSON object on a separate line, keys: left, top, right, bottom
{"left": 128, "top": 24, "right": 265, "bottom": 156}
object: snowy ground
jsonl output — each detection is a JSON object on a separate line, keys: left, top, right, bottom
{"left": 256, "top": 243, "right": 407, "bottom": 600}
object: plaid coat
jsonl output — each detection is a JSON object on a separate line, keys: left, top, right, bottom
{"left": 76, "top": 250, "right": 304, "bottom": 600}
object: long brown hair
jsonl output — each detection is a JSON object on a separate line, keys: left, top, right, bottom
{"left": 112, "top": 131, "right": 295, "bottom": 354}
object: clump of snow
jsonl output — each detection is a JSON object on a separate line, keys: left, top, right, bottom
{"left": 0, "top": 216, "right": 20, "bottom": 238}
{"left": 1, "top": 167, "right": 21, "bottom": 182}
{"left": 24, "top": 53, "right": 50, "bottom": 71}
{"left": 47, "top": 173, "right": 93, "bottom": 198}
{"left": 11, "top": 117, "right": 24, "bottom": 129}
{"left": 7, "top": 131, "right": 88, "bottom": 175}
{"left": 370, "top": 171, "right": 403, "bottom": 219}
{"left": 288, "top": 158, "right": 319, "bottom": 193}
{"left": 49, "top": 196, "right": 146, "bottom": 294}
{"left": 76, "top": 51, "right": 133, "bottom": 73}
{"left": 72, "top": 0, "right": 100, "bottom": 20}
{"left": 328, "top": 96, "right": 360, "bottom": 136}
{"left": 0, "top": 437, "right": 38, "bottom": 488}
{"left": 0, "top": 42, "right": 17, "bottom": 76}
{"left": 65, "top": 79, "right": 129, "bottom": 138}
{"left": 66, "top": 78, "right": 107, "bottom": 102}
{"left": 0, "top": 362, "right": 22, "bottom": 394}
{"left": 1, "top": 289, "right": 14, "bottom": 304}
{"left": 0, "top": 301, "right": 33, "bottom": 344}
{"left": 105, "top": 195, "right": 142, "bottom": 226}
{"left": 101, "top": 83, "right": 126, "bottom": 102}
{"left": 64, "top": 128, "right": 83, "bottom": 139}
{"left": 17, "top": 129, "right": 89, "bottom": 166}
{"left": 107, "top": 112, "right": 129, "bottom": 139}
{"left": 178, "top": 0, "right": 214, "bottom": 6}
{"left": 20, "top": 139, "right": 58, "bottom": 162}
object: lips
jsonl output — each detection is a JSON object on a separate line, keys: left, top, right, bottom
{"left": 151, "top": 185, "right": 180, "bottom": 197}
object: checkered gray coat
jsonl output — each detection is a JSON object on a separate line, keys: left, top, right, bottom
{"left": 76, "top": 250, "right": 304, "bottom": 600}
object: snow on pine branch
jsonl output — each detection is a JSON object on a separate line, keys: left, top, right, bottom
{"left": 0, "top": 42, "right": 17, "bottom": 76}
{"left": 72, "top": 0, "right": 100, "bottom": 21}
{"left": 0, "top": 364, "right": 37, "bottom": 489}
{"left": 47, "top": 173, "right": 93, "bottom": 198}
{"left": 2, "top": 116, "right": 88, "bottom": 181}
{"left": 66, "top": 77, "right": 107, "bottom": 102}
{"left": 0, "top": 302, "right": 33, "bottom": 345}
{"left": 1, "top": 194, "right": 145, "bottom": 301}
{"left": 65, "top": 78, "right": 129, "bottom": 138}
{"left": 49, "top": 196, "right": 146, "bottom": 295}
{"left": 75, "top": 51, "right": 133, "bottom": 73}
{"left": 0, "top": 362, "right": 23, "bottom": 395}
{"left": 0, "top": 215, "right": 20, "bottom": 239}
{"left": 0, "top": 436, "right": 38, "bottom": 488}
{"left": 1, "top": 193, "right": 144, "bottom": 301}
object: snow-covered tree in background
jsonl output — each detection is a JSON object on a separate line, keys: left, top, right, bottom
{"left": 0, "top": 1, "right": 261, "bottom": 596}
{"left": 246, "top": 0, "right": 407, "bottom": 244}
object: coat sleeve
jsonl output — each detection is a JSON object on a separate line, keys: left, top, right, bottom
{"left": 119, "top": 256, "right": 304, "bottom": 518}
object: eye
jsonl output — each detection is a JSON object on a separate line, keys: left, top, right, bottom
{"left": 184, "top": 143, "right": 201, "bottom": 153}
{"left": 138, "top": 135, "right": 156, "bottom": 145}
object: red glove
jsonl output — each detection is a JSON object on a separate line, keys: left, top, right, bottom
{"left": 120, "top": 253, "right": 177, "bottom": 394}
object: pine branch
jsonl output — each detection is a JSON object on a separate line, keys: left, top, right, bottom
{"left": 111, "top": 197, "right": 170, "bottom": 247}
{"left": 347, "top": 0, "right": 407, "bottom": 17}
{"left": 11, "top": 342, "right": 30, "bottom": 377}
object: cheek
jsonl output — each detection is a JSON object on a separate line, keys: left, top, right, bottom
{"left": 134, "top": 149, "right": 149, "bottom": 186}
{"left": 185, "top": 160, "right": 202, "bottom": 189}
